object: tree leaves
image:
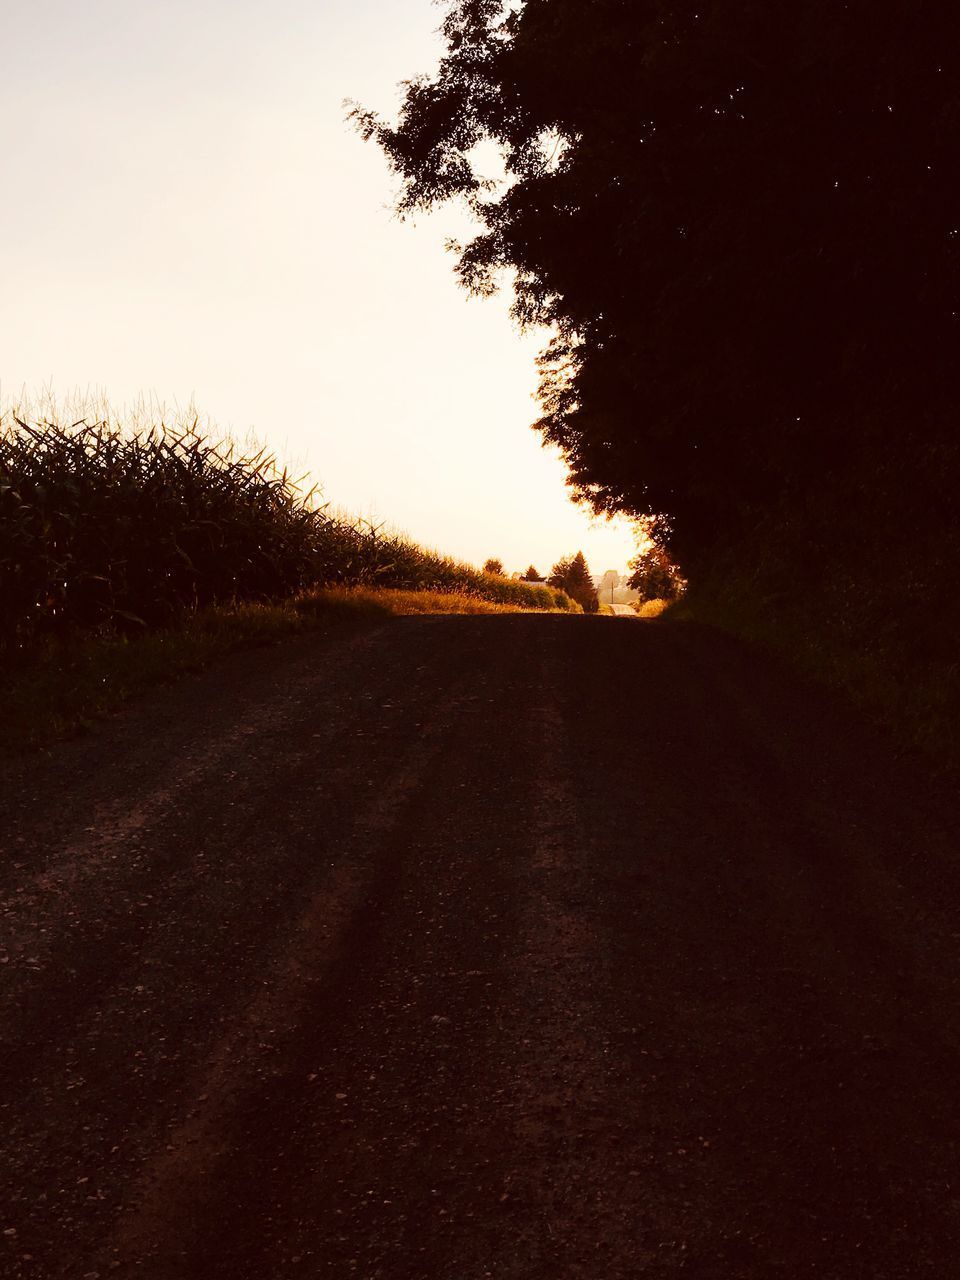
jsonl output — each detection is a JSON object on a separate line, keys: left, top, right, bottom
{"left": 359, "top": 0, "right": 960, "bottom": 568}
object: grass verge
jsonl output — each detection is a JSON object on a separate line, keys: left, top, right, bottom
{"left": 0, "top": 587, "right": 571, "bottom": 755}
{"left": 675, "top": 574, "right": 960, "bottom": 776}
{"left": 635, "top": 599, "right": 671, "bottom": 619}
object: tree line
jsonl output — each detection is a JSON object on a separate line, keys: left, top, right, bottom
{"left": 484, "top": 553, "right": 600, "bottom": 612}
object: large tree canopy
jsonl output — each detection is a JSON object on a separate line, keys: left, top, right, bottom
{"left": 356, "top": 1, "right": 959, "bottom": 565}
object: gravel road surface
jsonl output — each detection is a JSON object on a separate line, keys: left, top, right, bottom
{"left": 2, "top": 615, "right": 960, "bottom": 1279}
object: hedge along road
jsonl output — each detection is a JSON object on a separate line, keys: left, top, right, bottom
{"left": 2, "top": 614, "right": 960, "bottom": 1280}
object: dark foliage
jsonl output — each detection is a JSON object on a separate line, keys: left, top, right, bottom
{"left": 483, "top": 557, "right": 505, "bottom": 575}
{"left": 355, "top": 1, "right": 960, "bottom": 568}
{"left": 549, "top": 550, "right": 599, "bottom": 612}
{"left": 627, "top": 545, "right": 684, "bottom": 603}
{"left": 0, "top": 419, "right": 337, "bottom": 641}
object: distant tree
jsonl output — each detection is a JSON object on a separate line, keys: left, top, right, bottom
{"left": 549, "top": 551, "right": 598, "bottom": 613}
{"left": 521, "top": 564, "right": 542, "bottom": 581}
{"left": 483, "top": 558, "right": 504, "bottom": 576}
{"left": 547, "top": 556, "right": 570, "bottom": 586}
{"left": 627, "top": 544, "right": 685, "bottom": 603}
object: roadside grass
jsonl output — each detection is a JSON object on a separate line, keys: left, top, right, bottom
{"left": 309, "top": 587, "right": 571, "bottom": 617}
{"left": 635, "top": 599, "right": 672, "bottom": 619}
{"left": 675, "top": 574, "right": 960, "bottom": 776}
{"left": 0, "top": 587, "right": 576, "bottom": 755}
{"left": 667, "top": 461, "right": 960, "bottom": 776}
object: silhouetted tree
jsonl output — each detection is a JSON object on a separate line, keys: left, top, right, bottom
{"left": 355, "top": 2, "right": 960, "bottom": 570}
{"left": 549, "top": 551, "right": 598, "bottom": 613}
{"left": 483, "top": 558, "right": 504, "bottom": 576}
{"left": 628, "top": 546, "right": 684, "bottom": 603}
{"left": 521, "top": 564, "right": 542, "bottom": 582}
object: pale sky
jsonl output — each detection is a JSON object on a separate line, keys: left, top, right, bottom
{"left": 0, "top": 0, "right": 638, "bottom": 577}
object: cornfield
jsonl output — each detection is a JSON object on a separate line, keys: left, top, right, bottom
{"left": 0, "top": 413, "right": 574, "bottom": 648}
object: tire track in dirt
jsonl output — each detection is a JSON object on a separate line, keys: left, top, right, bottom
{"left": 96, "top": 619, "right": 540, "bottom": 1279}
{"left": 556, "top": 618, "right": 960, "bottom": 1276}
{"left": 0, "top": 625, "right": 387, "bottom": 1021}
{"left": 103, "top": 663, "right": 475, "bottom": 1277}
{"left": 1, "top": 620, "right": 486, "bottom": 1277}
{"left": 4, "top": 615, "right": 960, "bottom": 1279}
{"left": 460, "top": 632, "right": 662, "bottom": 1278}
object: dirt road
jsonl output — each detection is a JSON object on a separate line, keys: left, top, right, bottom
{"left": 2, "top": 615, "right": 960, "bottom": 1278}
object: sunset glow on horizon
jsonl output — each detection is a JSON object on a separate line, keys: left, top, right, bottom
{"left": 0, "top": 0, "right": 641, "bottom": 579}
